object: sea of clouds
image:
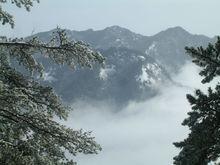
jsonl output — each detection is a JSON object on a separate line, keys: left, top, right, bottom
{"left": 63, "top": 62, "right": 218, "bottom": 165}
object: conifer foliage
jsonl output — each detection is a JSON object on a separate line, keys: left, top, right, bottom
{"left": 174, "top": 37, "right": 220, "bottom": 165}
{"left": 0, "top": 0, "right": 104, "bottom": 164}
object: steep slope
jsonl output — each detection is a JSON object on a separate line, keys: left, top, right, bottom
{"left": 38, "top": 47, "right": 169, "bottom": 106}
{"left": 146, "top": 26, "right": 211, "bottom": 72}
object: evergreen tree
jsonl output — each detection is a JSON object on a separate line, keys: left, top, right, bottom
{"left": 0, "top": 0, "right": 104, "bottom": 164}
{"left": 174, "top": 37, "right": 220, "bottom": 165}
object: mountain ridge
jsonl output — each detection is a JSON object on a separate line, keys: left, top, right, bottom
{"left": 35, "top": 25, "right": 212, "bottom": 39}
{"left": 27, "top": 26, "right": 213, "bottom": 106}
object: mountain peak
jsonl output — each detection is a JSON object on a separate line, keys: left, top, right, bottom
{"left": 167, "top": 26, "right": 189, "bottom": 33}
{"left": 154, "top": 26, "right": 191, "bottom": 38}
{"left": 105, "top": 25, "right": 125, "bottom": 30}
{"left": 104, "top": 25, "right": 132, "bottom": 33}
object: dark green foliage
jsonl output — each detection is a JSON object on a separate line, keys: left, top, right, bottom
{"left": 174, "top": 37, "right": 220, "bottom": 164}
{"left": 0, "top": 1, "right": 104, "bottom": 164}
{"left": 185, "top": 37, "right": 220, "bottom": 83}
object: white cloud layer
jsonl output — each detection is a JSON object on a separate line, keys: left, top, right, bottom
{"left": 63, "top": 62, "right": 218, "bottom": 165}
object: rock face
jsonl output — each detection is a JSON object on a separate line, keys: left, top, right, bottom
{"left": 30, "top": 26, "right": 213, "bottom": 105}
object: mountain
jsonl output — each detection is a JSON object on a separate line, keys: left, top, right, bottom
{"left": 35, "top": 26, "right": 212, "bottom": 71}
{"left": 70, "top": 25, "right": 149, "bottom": 51}
{"left": 148, "top": 26, "right": 212, "bottom": 72}
{"left": 33, "top": 25, "right": 149, "bottom": 52}
{"left": 29, "top": 26, "right": 213, "bottom": 106}
{"left": 37, "top": 47, "right": 169, "bottom": 106}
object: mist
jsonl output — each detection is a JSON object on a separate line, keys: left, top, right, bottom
{"left": 63, "top": 62, "right": 218, "bottom": 165}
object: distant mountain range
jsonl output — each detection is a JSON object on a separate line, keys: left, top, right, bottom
{"left": 30, "top": 26, "right": 215, "bottom": 106}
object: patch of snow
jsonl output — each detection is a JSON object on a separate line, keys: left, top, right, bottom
{"left": 137, "top": 67, "right": 156, "bottom": 85}
{"left": 138, "top": 56, "right": 146, "bottom": 61}
{"left": 146, "top": 63, "right": 161, "bottom": 76}
{"left": 136, "top": 63, "right": 163, "bottom": 88}
{"left": 99, "top": 65, "right": 116, "bottom": 81}
{"left": 145, "top": 41, "right": 157, "bottom": 55}
{"left": 43, "top": 69, "right": 56, "bottom": 82}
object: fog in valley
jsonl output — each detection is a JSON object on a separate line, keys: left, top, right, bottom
{"left": 63, "top": 63, "right": 218, "bottom": 165}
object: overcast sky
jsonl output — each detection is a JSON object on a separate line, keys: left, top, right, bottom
{"left": 1, "top": 0, "right": 220, "bottom": 37}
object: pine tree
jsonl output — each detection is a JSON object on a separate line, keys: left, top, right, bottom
{"left": 0, "top": 1, "right": 104, "bottom": 164}
{"left": 174, "top": 37, "right": 220, "bottom": 165}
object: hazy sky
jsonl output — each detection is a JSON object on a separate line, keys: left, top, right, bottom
{"left": 1, "top": 0, "right": 220, "bottom": 37}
